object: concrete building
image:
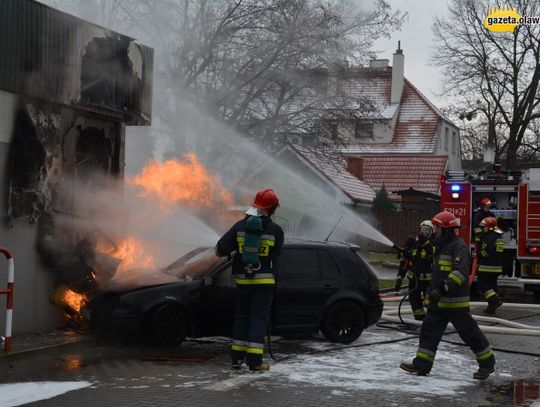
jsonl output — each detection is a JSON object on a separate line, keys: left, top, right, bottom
{"left": 0, "top": 0, "right": 153, "bottom": 334}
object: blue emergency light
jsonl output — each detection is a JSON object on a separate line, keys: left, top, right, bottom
{"left": 451, "top": 184, "right": 461, "bottom": 192}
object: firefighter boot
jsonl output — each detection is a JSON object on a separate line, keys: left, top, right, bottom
{"left": 473, "top": 366, "right": 495, "bottom": 380}
{"left": 399, "top": 362, "right": 429, "bottom": 376}
{"left": 249, "top": 363, "right": 270, "bottom": 372}
{"left": 247, "top": 353, "right": 269, "bottom": 372}
{"left": 231, "top": 349, "right": 246, "bottom": 370}
{"left": 484, "top": 296, "right": 503, "bottom": 315}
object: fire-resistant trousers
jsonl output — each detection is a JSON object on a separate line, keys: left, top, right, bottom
{"left": 476, "top": 272, "right": 502, "bottom": 303}
{"left": 408, "top": 278, "right": 430, "bottom": 320}
{"left": 231, "top": 285, "right": 274, "bottom": 368}
{"left": 413, "top": 308, "right": 495, "bottom": 373}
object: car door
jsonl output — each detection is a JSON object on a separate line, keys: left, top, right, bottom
{"left": 273, "top": 248, "right": 341, "bottom": 330}
{"left": 196, "top": 264, "right": 236, "bottom": 337}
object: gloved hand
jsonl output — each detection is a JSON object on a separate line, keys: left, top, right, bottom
{"left": 428, "top": 288, "right": 443, "bottom": 307}
{"left": 394, "top": 278, "right": 402, "bottom": 292}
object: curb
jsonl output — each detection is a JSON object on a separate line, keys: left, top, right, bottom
{"left": 0, "top": 334, "right": 92, "bottom": 360}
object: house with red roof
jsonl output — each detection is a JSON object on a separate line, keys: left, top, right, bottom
{"left": 293, "top": 44, "right": 461, "bottom": 204}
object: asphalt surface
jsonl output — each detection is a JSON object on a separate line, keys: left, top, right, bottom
{"left": 1, "top": 303, "right": 540, "bottom": 407}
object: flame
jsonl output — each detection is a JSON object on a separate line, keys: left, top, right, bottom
{"left": 62, "top": 288, "right": 87, "bottom": 313}
{"left": 97, "top": 237, "right": 156, "bottom": 274}
{"left": 128, "top": 153, "right": 233, "bottom": 211}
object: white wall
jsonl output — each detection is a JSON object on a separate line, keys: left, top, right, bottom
{"left": 435, "top": 120, "right": 462, "bottom": 170}
{"left": 0, "top": 91, "right": 64, "bottom": 334}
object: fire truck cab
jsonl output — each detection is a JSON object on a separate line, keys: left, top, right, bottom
{"left": 441, "top": 167, "right": 540, "bottom": 298}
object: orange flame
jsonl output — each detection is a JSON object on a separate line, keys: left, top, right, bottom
{"left": 97, "top": 237, "right": 156, "bottom": 274}
{"left": 129, "top": 153, "right": 233, "bottom": 211}
{"left": 62, "top": 289, "right": 87, "bottom": 313}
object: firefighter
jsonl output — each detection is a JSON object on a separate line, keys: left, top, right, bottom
{"left": 472, "top": 197, "right": 495, "bottom": 242}
{"left": 394, "top": 234, "right": 416, "bottom": 293}
{"left": 408, "top": 221, "right": 436, "bottom": 320}
{"left": 400, "top": 211, "right": 496, "bottom": 380}
{"left": 215, "top": 188, "right": 284, "bottom": 372}
{"left": 477, "top": 216, "right": 504, "bottom": 314}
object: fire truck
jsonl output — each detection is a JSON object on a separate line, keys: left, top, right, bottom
{"left": 440, "top": 166, "right": 540, "bottom": 298}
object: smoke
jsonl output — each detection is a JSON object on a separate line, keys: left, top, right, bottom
{"left": 55, "top": 174, "right": 220, "bottom": 269}
{"left": 38, "top": 0, "right": 394, "bottom": 263}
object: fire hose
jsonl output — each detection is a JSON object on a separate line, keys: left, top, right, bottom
{"left": 381, "top": 296, "right": 540, "bottom": 336}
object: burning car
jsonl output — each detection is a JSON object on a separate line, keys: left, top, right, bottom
{"left": 89, "top": 240, "right": 383, "bottom": 345}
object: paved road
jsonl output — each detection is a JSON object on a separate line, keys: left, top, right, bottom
{"left": 1, "top": 307, "right": 540, "bottom": 407}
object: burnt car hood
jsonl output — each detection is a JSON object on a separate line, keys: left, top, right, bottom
{"left": 99, "top": 248, "right": 224, "bottom": 292}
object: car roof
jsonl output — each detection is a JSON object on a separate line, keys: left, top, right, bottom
{"left": 284, "top": 238, "right": 360, "bottom": 250}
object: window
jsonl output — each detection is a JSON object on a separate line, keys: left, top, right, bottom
{"left": 355, "top": 121, "right": 373, "bottom": 138}
{"left": 329, "top": 122, "right": 338, "bottom": 139}
{"left": 444, "top": 127, "right": 449, "bottom": 151}
{"left": 317, "top": 250, "right": 340, "bottom": 279}
{"left": 278, "top": 249, "right": 320, "bottom": 280}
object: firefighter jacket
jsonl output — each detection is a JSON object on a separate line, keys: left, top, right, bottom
{"left": 472, "top": 209, "right": 495, "bottom": 242}
{"left": 216, "top": 216, "right": 284, "bottom": 285}
{"left": 477, "top": 229, "right": 504, "bottom": 273}
{"left": 409, "top": 237, "right": 435, "bottom": 282}
{"left": 429, "top": 233, "right": 471, "bottom": 310}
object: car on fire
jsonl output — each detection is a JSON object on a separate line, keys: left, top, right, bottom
{"left": 89, "top": 240, "right": 383, "bottom": 346}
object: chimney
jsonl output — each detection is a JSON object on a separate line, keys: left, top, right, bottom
{"left": 391, "top": 41, "right": 404, "bottom": 104}
{"left": 346, "top": 157, "right": 363, "bottom": 179}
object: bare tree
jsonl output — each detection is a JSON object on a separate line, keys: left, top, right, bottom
{"left": 44, "top": 0, "right": 405, "bottom": 158}
{"left": 432, "top": 0, "right": 540, "bottom": 164}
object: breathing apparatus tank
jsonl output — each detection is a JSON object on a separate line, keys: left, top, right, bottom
{"left": 242, "top": 216, "right": 262, "bottom": 276}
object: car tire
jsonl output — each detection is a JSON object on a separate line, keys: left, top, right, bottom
{"left": 145, "top": 304, "right": 188, "bottom": 346}
{"left": 321, "top": 300, "right": 365, "bottom": 344}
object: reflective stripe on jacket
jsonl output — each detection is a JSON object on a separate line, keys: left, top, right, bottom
{"left": 431, "top": 235, "right": 471, "bottom": 310}
{"left": 216, "top": 216, "right": 284, "bottom": 285}
{"left": 477, "top": 230, "right": 504, "bottom": 274}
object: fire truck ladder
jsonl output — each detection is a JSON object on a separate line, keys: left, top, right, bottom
{"left": 0, "top": 248, "right": 14, "bottom": 352}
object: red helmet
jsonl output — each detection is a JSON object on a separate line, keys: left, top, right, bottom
{"left": 252, "top": 188, "right": 280, "bottom": 214}
{"left": 432, "top": 211, "right": 460, "bottom": 228}
{"left": 480, "top": 217, "right": 497, "bottom": 229}
{"left": 479, "top": 197, "right": 492, "bottom": 209}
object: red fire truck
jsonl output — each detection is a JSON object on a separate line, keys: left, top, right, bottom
{"left": 440, "top": 167, "right": 540, "bottom": 298}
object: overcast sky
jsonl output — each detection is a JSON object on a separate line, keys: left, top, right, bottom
{"left": 372, "top": 0, "right": 449, "bottom": 107}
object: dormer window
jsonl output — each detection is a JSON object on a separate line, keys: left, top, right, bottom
{"left": 355, "top": 121, "right": 373, "bottom": 138}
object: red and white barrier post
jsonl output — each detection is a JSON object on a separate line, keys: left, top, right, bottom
{"left": 0, "top": 248, "right": 14, "bottom": 353}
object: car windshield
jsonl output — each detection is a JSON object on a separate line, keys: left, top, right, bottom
{"left": 99, "top": 248, "right": 224, "bottom": 292}
{"left": 163, "top": 247, "right": 224, "bottom": 279}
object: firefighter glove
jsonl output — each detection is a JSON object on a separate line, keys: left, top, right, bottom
{"left": 428, "top": 288, "right": 443, "bottom": 307}
{"left": 394, "top": 277, "right": 403, "bottom": 292}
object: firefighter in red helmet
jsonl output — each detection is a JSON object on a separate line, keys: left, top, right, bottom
{"left": 477, "top": 217, "right": 504, "bottom": 314}
{"left": 473, "top": 197, "right": 495, "bottom": 242}
{"left": 215, "top": 188, "right": 284, "bottom": 372}
{"left": 400, "top": 211, "right": 495, "bottom": 380}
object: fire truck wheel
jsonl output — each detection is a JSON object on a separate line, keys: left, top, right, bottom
{"left": 145, "top": 304, "right": 188, "bottom": 346}
{"left": 320, "top": 300, "right": 366, "bottom": 344}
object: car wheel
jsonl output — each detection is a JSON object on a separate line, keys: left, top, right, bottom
{"left": 145, "top": 304, "right": 188, "bottom": 346}
{"left": 321, "top": 300, "right": 365, "bottom": 344}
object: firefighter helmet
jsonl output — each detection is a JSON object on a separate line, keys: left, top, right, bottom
{"left": 480, "top": 216, "right": 497, "bottom": 229}
{"left": 431, "top": 211, "right": 460, "bottom": 228}
{"left": 252, "top": 188, "right": 280, "bottom": 215}
{"left": 479, "top": 197, "right": 492, "bottom": 209}
{"left": 419, "top": 220, "right": 434, "bottom": 238}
